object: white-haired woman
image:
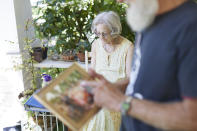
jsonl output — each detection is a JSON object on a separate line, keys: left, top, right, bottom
{"left": 83, "top": 11, "right": 134, "bottom": 131}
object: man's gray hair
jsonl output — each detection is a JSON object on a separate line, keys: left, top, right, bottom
{"left": 91, "top": 11, "right": 122, "bottom": 36}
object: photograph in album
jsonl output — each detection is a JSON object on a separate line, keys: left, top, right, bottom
{"left": 34, "top": 63, "right": 100, "bottom": 131}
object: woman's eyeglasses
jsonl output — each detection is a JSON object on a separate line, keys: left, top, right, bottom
{"left": 94, "top": 31, "right": 111, "bottom": 38}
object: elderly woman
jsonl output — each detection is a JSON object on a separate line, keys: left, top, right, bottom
{"left": 83, "top": 11, "right": 134, "bottom": 131}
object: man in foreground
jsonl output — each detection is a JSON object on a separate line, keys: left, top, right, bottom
{"left": 81, "top": 0, "right": 197, "bottom": 131}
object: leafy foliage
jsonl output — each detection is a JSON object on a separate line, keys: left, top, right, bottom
{"left": 34, "top": 0, "right": 134, "bottom": 54}
{"left": 40, "top": 68, "right": 65, "bottom": 79}
{"left": 75, "top": 40, "right": 91, "bottom": 53}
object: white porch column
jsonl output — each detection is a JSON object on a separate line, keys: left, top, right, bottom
{"left": 13, "top": 0, "right": 41, "bottom": 89}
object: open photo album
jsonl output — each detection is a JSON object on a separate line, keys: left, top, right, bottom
{"left": 34, "top": 63, "right": 100, "bottom": 131}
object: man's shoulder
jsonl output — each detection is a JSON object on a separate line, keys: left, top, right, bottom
{"left": 176, "top": 1, "right": 197, "bottom": 23}
{"left": 164, "top": 1, "right": 197, "bottom": 41}
{"left": 172, "top": 2, "right": 197, "bottom": 56}
{"left": 149, "top": 2, "right": 197, "bottom": 34}
{"left": 163, "top": 1, "right": 197, "bottom": 25}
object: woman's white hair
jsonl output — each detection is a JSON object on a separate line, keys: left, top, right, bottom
{"left": 91, "top": 11, "right": 122, "bottom": 36}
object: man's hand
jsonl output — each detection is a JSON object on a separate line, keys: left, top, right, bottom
{"left": 80, "top": 69, "right": 126, "bottom": 111}
{"left": 80, "top": 68, "right": 114, "bottom": 89}
{"left": 84, "top": 68, "right": 129, "bottom": 92}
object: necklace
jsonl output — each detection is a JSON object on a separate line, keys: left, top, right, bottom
{"left": 102, "top": 44, "right": 116, "bottom": 66}
{"left": 103, "top": 44, "right": 116, "bottom": 53}
{"left": 101, "top": 36, "right": 121, "bottom": 66}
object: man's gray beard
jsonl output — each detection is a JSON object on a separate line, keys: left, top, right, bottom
{"left": 126, "top": 0, "right": 159, "bottom": 32}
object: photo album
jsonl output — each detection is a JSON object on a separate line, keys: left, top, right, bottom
{"left": 34, "top": 63, "right": 100, "bottom": 131}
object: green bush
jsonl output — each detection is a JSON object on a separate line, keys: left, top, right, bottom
{"left": 33, "top": 0, "right": 134, "bottom": 54}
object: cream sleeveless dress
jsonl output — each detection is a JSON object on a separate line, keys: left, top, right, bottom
{"left": 83, "top": 37, "right": 132, "bottom": 131}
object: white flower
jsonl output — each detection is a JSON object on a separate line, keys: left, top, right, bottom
{"left": 46, "top": 92, "right": 57, "bottom": 101}
{"left": 54, "top": 85, "right": 61, "bottom": 93}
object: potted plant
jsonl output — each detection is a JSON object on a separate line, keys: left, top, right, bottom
{"left": 30, "top": 46, "right": 48, "bottom": 63}
{"left": 61, "top": 49, "right": 75, "bottom": 61}
{"left": 75, "top": 40, "right": 91, "bottom": 62}
{"left": 33, "top": 0, "right": 93, "bottom": 55}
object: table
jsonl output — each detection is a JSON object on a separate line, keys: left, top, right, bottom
{"left": 34, "top": 59, "right": 88, "bottom": 69}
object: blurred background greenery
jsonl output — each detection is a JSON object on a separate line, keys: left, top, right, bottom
{"left": 32, "top": 0, "right": 134, "bottom": 53}
{"left": 31, "top": 0, "right": 135, "bottom": 78}
{"left": 31, "top": 0, "right": 197, "bottom": 83}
